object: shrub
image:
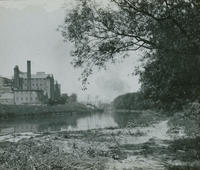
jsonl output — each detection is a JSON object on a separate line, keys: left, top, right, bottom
{"left": 169, "top": 102, "right": 200, "bottom": 137}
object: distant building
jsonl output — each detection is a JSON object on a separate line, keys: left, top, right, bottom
{"left": 0, "top": 92, "right": 14, "bottom": 105}
{"left": 13, "top": 90, "right": 46, "bottom": 105}
{"left": 0, "top": 77, "right": 14, "bottom": 104}
{"left": 0, "top": 77, "right": 13, "bottom": 94}
{"left": 13, "top": 61, "right": 56, "bottom": 99}
{"left": 0, "top": 60, "right": 61, "bottom": 105}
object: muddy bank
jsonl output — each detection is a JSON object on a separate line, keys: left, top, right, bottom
{"left": 0, "top": 119, "right": 172, "bottom": 170}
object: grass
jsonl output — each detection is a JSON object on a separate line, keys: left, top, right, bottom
{"left": 168, "top": 137, "right": 200, "bottom": 162}
{"left": 168, "top": 165, "right": 200, "bottom": 170}
{"left": 0, "top": 103, "right": 91, "bottom": 118}
{"left": 0, "top": 138, "right": 107, "bottom": 170}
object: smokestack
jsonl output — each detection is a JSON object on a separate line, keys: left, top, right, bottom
{"left": 27, "top": 60, "right": 31, "bottom": 90}
{"left": 14, "top": 66, "right": 20, "bottom": 89}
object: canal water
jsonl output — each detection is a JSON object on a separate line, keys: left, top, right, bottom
{"left": 0, "top": 112, "right": 118, "bottom": 135}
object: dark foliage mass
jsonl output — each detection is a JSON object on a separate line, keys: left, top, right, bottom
{"left": 167, "top": 136, "right": 200, "bottom": 170}
{"left": 48, "top": 93, "right": 77, "bottom": 105}
{"left": 112, "top": 92, "right": 151, "bottom": 110}
{"left": 61, "top": 0, "right": 200, "bottom": 109}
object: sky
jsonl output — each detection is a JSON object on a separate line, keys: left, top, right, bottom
{"left": 0, "top": 0, "right": 141, "bottom": 102}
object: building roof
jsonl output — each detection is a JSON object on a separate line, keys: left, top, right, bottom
{"left": 0, "top": 76, "right": 12, "bottom": 81}
{"left": 0, "top": 77, "right": 12, "bottom": 87}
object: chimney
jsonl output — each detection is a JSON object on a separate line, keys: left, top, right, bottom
{"left": 27, "top": 60, "right": 31, "bottom": 90}
{"left": 14, "top": 66, "right": 20, "bottom": 89}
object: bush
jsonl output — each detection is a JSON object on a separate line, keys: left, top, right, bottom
{"left": 169, "top": 102, "right": 200, "bottom": 137}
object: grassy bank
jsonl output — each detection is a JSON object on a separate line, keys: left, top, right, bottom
{"left": 165, "top": 103, "right": 200, "bottom": 170}
{"left": 0, "top": 138, "right": 107, "bottom": 170}
{"left": 0, "top": 103, "right": 97, "bottom": 119}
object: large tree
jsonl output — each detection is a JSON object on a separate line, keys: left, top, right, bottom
{"left": 61, "top": 0, "right": 200, "bottom": 108}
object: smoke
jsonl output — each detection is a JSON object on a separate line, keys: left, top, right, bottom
{"left": 95, "top": 72, "right": 131, "bottom": 101}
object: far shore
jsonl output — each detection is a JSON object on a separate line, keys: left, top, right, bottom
{"left": 0, "top": 103, "right": 104, "bottom": 119}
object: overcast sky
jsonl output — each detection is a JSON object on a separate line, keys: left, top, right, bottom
{"left": 0, "top": 0, "right": 140, "bottom": 102}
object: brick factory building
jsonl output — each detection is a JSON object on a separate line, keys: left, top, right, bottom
{"left": 0, "top": 60, "right": 61, "bottom": 105}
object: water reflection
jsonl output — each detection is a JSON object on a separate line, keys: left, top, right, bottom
{"left": 66, "top": 113, "right": 118, "bottom": 131}
{"left": 0, "top": 112, "right": 118, "bottom": 135}
{"left": 113, "top": 111, "right": 142, "bottom": 127}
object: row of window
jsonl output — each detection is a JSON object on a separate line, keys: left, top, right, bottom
{"left": 15, "top": 91, "right": 35, "bottom": 94}
{"left": 24, "top": 83, "right": 46, "bottom": 86}
{"left": 15, "top": 97, "right": 36, "bottom": 101}
{"left": 23, "top": 78, "right": 47, "bottom": 81}
{"left": 0, "top": 100, "right": 12, "bottom": 103}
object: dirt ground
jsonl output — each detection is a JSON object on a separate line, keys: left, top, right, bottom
{"left": 0, "top": 112, "right": 199, "bottom": 170}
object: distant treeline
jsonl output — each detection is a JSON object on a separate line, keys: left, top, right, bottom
{"left": 112, "top": 90, "right": 190, "bottom": 111}
{"left": 112, "top": 92, "right": 152, "bottom": 110}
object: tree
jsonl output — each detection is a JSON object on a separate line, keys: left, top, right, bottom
{"left": 61, "top": 0, "right": 200, "bottom": 108}
{"left": 68, "top": 93, "right": 78, "bottom": 103}
{"left": 61, "top": 93, "right": 69, "bottom": 103}
{"left": 47, "top": 94, "right": 69, "bottom": 105}
{"left": 113, "top": 92, "right": 151, "bottom": 110}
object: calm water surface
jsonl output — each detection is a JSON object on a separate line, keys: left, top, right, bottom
{"left": 0, "top": 112, "right": 119, "bottom": 135}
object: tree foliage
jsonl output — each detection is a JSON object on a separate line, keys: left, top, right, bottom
{"left": 68, "top": 93, "right": 78, "bottom": 103}
{"left": 61, "top": 0, "right": 200, "bottom": 108}
{"left": 169, "top": 102, "right": 200, "bottom": 137}
{"left": 113, "top": 92, "right": 152, "bottom": 110}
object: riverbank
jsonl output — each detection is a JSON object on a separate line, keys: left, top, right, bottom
{"left": 0, "top": 103, "right": 103, "bottom": 119}
{"left": 0, "top": 118, "right": 185, "bottom": 170}
{"left": 0, "top": 110, "right": 199, "bottom": 170}
{"left": 0, "top": 119, "right": 170, "bottom": 170}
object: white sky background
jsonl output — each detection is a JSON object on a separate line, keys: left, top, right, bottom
{"left": 0, "top": 0, "right": 140, "bottom": 102}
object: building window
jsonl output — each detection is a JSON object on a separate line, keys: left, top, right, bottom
{"left": 26, "top": 97, "right": 28, "bottom": 101}
{"left": 21, "top": 97, "right": 23, "bottom": 101}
